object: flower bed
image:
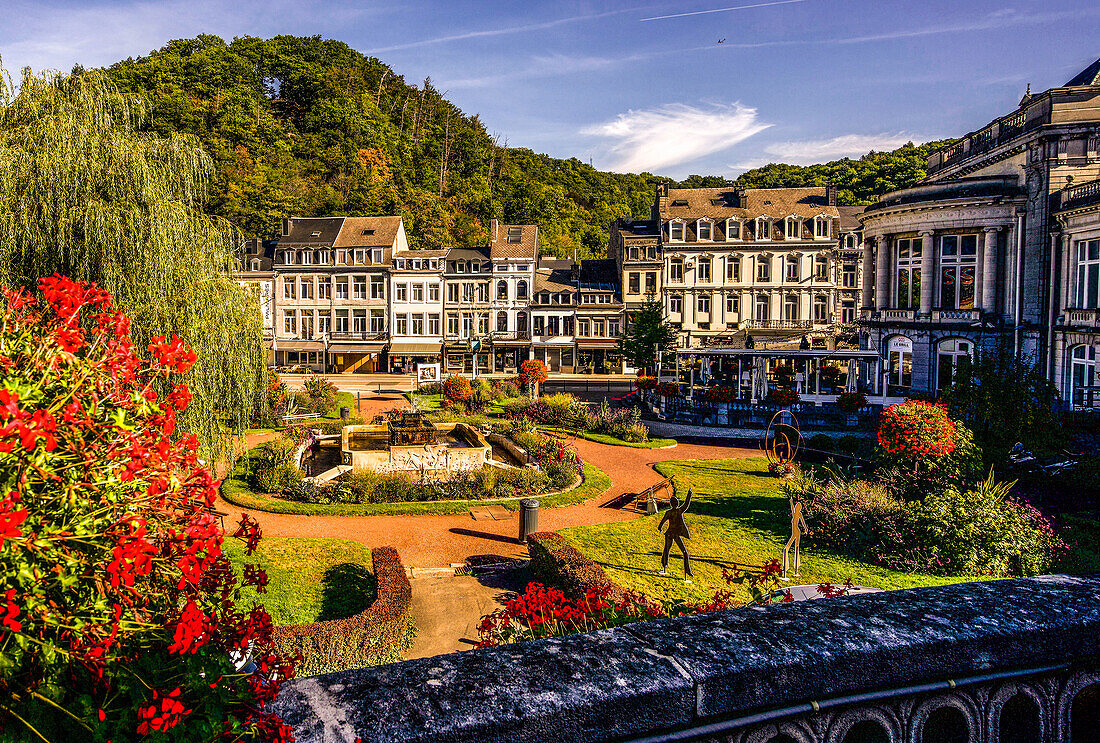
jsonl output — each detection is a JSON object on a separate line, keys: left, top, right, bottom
{"left": 526, "top": 532, "right": 625, "bottom": 600}
{"left": 270, "top": 547, "right": 413, "bottom": 677}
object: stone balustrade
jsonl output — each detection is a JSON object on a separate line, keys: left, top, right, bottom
{"left": 270, "top": 574, "right": 1100, "bottom": 742}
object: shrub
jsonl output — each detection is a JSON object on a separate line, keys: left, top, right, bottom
{"left": 0, "top": 277, "right": 292, "bottom": 741}
{"left": 837, "top": 435, "right": 864, "bottom": 456}
{"left": 442, "top": 374, "right": 472, "bottom": 402}
{"left": 542, "top": 393, "right": 581, "bottom": 426}
{"left": 518, "top": 358, "right": 549, "bottom": 386}
{"left": 318, "top": 415, "right": 364, "bottom": 435}
{"left": 836, "top": 391, "right": 867, "bottom": 413}
{"left": 809, "top": 433, "right": 835, "bottom": 452}
{"left": 303, "top": 375, "right": 338, "bottom": 414}
{"left": 877, "top": 402, "right": 983, "bottom": 499}
{"left": 769, "top": 387, "right": 800, "bottom": 407}
{"left": 878, "top": 400, "right": 957, "bottom": 457}
{"left": 903, "top": 473, "right": 1067, "bottom": 577}
{"left": 622, "top": 424, "right": 649, "bottom": 443}
{"left": 490, "top": 378, "right": 522, "bottom": 399}
{"left": 799, "top": 474, "right": 905, "bottom": 557}
{"left": 635, "top": 375, "right": 658, "bottom": 390}
{"left": 271, "top": 547, "right": 413, "bottom": 676}
{"left": 526, "top": 532, "right": 622, "bottom": 600}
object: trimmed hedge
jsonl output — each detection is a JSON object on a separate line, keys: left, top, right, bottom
{"left": 271, "top": 546, "right": 414, "bottom": 677}
{"left": 526, "top": 532, "right": 624, "bottom": 600}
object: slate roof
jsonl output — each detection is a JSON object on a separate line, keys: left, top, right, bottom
{"left": 660, "top": 187, "right": 840, "bottom": 221}
{"left": 836, "top": 206, "right": 866, "bottom": 232}
{"left": 280, "top": 217, "right": 346, "bottom": 247}
{"left": 334, "top": 216, "right": 404, "bottom": 248}
{"left": 615, "top": 219, "right": 659, "bottom": 237}
{"left": 578, "top": 259, "right": 619, "bottom": 286}
{"left": 1065, "top": 57, "right": 1100, "bottom": 87}
{"left": 535, "top": 268, "right": 574, "bottom": 294}
{"left": 489, "top": 219, "right": 539, "bottom": 259}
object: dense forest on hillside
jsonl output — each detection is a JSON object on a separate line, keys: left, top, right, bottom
{"left": 103, "top": 35, "right": 955, "bottom": 257}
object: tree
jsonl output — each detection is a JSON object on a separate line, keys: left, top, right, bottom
{"left": 0, "top": 66, "right": 265, "bottom": 460}
{"left": 619, "top": 293, "right": 677, "bottom": 375}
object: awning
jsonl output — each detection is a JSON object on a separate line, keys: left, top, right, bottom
{"left": 327, "top": 341, "right": 387, "bottom": 352}
{"left": 389, "top": 342, "right": 442, "bottom": 356}
{"left": 576, "top": 340, "right": 619, "bottom": 350}
{"left": 273, "top": 340, "right": 325, "bottom": 351}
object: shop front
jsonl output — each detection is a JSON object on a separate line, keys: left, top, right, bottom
{"left": 388, "top": 342, "right": 442, "bottom": 374}
{"left": 576, "top": 341, "right": 624, "bottom": 374}
{"left": 533, "top": 343, "right": 575, "bottom": 373}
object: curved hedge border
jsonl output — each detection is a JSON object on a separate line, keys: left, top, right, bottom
{"left": 271, "top": 546, "right": 413, "bottom": 677}
{"left": 220, "top": 447, "right": 610, "bottom": 516}
{"left": 526, "top": 532, "right": 626, "bottom": 600}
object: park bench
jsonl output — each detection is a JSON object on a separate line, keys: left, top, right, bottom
{"left": 630, "top": 476, "right": 676, "bottom": 512}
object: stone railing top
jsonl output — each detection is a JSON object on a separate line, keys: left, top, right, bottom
{"left": 270, "top": 574, "right": 1100, "bottom": 743}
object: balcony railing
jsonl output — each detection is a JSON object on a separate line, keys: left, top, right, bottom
{"left": 1060, "top": 178, "right": 1100, "bottom": 211}
{"left": 328, "top": 331, "right": 387, "bottom": 342}
{"left": 881, "top": 309, "right": 915, "bottom": 321}
{"left": 742, "top": 319, "right": 813, "bottom": 330}
{"left": 927, "top": 103, "right": 1048, "bottom": 175}
{"left": 932, "top": 309, "right": 981, "bottom": 322}
{"left": 1064, "top": 308, "right": 1100, "bottom": 328}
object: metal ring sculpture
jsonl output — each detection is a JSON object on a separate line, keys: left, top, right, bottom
{"left": 762, "top": 409, "right": 803, "bottom": 465}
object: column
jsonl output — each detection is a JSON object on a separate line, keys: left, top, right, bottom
{"left": 981, "top": 227, "right": 1000, "bottom": 314}
{"left": 1060, "top": 231, "right": 1073, "bottom": 314}
{"left": 875, "top": 234, "right": 890, "bottom": 310}
{"left": 919, "top": 230, "right": 934, "bottom": 317}
{"left": 861, "top": 237, "right": 875, "bottom": 309}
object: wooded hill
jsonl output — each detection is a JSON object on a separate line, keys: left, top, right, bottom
{"left": 104, "top": 35, "right": 954, "bottom": 258}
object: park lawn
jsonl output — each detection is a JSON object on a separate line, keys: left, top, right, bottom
{"left": 562, "top": 458, "right": 975, "bottom": 605}
{"left": 573, "top": 430, "right": 677, "bottom": 449}
{"left": 224, "top": 537, "right": 375, "bottom": 626}
{"left": 321, "top": 391, "right": 357, "bottom": 419}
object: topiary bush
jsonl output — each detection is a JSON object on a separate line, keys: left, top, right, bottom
{"left": 0, "top": 276, "right": 293, "bottom": 742}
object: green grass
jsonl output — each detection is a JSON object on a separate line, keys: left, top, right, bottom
{"left": 571, "top": 430, "right": 677, "bottom": 449}
{"left": 321, "top": 391, "right": 357, "bottom": 419}
{"left": 562, "top": 458, "right": 975, "bottom": 605}
{"left": 220, "top": 447, "right": 609, "bottom": 516}
{"left": 224, "top": 537, "right": 375, "bottom": 626}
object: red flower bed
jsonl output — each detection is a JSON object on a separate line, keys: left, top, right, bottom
{"left": 836, "top": 391, "right": 867, "bottom": 413}
{"left": 271, "top": 546, "right": 413, "bottom": 676}
{"left": 654, "top": 382, "right": 681, "bottom": 397}
{"left": 635, "top": 376, "right": 658, "bottom": 390}
{"left": 703, "top": 386, "right": 739, "bottom": 403}
{"left": 769, "top": 387, "right": 801, "bottom": 407}
{"left": 878, "top": 399, "right": 957, "bottom": 457}
{"left": 0, "top": 276, "right": 293, "bottom": 741}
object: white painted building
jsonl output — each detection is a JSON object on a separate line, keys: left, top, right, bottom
{"left": 388, "top": 249, "right": 447, "bottom": 373}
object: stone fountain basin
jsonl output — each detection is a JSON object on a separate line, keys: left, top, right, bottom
{"left": 340, "top": 423, "right": 492, "bottom": 472}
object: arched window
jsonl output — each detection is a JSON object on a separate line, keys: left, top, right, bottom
{"left": 842, "top": 720, "right": 890, "bottom": 743}
{"left": 1071, "top": 682, "right": 1100, "bottom": 742}
{"left": 517, "top": 280, "right": 528, "bottom": 300}
{"left": 785, "top": 216, "right": 801, "bottom": 240}
{"left": 669, "top": 220, "right": 684, "bottom": 241}
{"left": 496, "top": 311, "right": 508, "bottom": 332}
{"left": 1070, "top": 345, "right": 1099, "bottom": 408}
{"left": 497, "top": 281, "right": 508, "bottom": 300}
{"left": 786, "top": 254, "right": 800, "bottom": 281}
{"left": 920, "top": 706, "right": 969, "bottom": 743}
{"left": 784, "top": 294, "right": 799, "bottom": 321}
{"left": 998, "top": 693, "right": 1040, "bottom": 743}
{"left": 936, "top": 338, "right": 973, "bottom": 391}
{"left": 888, "top": 336, "right": 913, "bottom": 394}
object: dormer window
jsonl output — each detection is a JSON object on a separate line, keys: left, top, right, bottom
{"left": 310, "top": 231, "right": 321, "bottom": 238}
{"left": 726, "top": 219, "right": 741, "bottom": 241}
{"left": 697, "top": 220, "right": 713, "bottom": 241}
{"left": 300, "top": 251, "right": 313, "bottom": 265}
{"left": 785, "top": 217, "right": 801, "bottom": 241}
{"left": 371, "top": 249, "right": 382, "bottom": 264}
{"left": 755, "top": 217, "right": 771, "bottom": 241}
{"left": 669, "top": 220, "right": 685, "bottom": 242}
{"left": 814, "top": 216, "right": 831, "bottom": 239}
{"left": 250, "top": 259, "right": 260, "bottom": 271}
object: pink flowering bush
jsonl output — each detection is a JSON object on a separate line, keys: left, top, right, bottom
{"left": 0, "top": 277, "right": 293, "bottom": 742}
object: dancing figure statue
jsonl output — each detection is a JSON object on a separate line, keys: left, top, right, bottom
{"left": 657, "top": 488, "right": 694, "bottom": 583}
{"left": 782, "top": 496, "right": 810, "bottom": 578}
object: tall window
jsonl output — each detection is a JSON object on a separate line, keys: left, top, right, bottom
{"left": 726, "top": 219, "right": 741, "bottom": 240}
{"left": 370, "top": 276, "right": 385, "bottom": 299}
{"left": 517, "top": 280, "right": 528, "bottom": 300}
{"left": 669, "top": 221, "right": 684, "bottom": 241}
{"left": 447, "top": 283, "right": 459, "bottom": 303}
{"left": 1076, "top": 239, "right": 1100, "bottom": 308}
{"left": 725, "top": 295, "right": 739, "bottom": 314}
{"left": 786, "top": 255, "right": 800, "bottom": 281}
{"left": 813, "top": 295, "right": 828, "bottom": 321}
{"left": 319, "top": 279, "right": 332, "bottom": 300}
{"left": 939, "top": 234, "right": 977, "bottom": 309}
{"left": 497, "top": 281, "right": 508, "bottom": 300}
{"left": 412, "top": 283, "right": 424, "bottom": 302}
{"left": 283, "top": 281, "right": 295, "bottom": 300}
{"left": 755, "top": 217, "right": 771, "bottom": 241}
{"left": 497, "top": 311, "right": 508, "bottom": 332}
{"left": 300, "top": 312, "right": 314, "bottom": 339}
{"left": 895, "top": 237, "right": 922, "bottom": 310}
{"left": 517, "top": 312, "right": 528, "bottom": 333}
{"left": 300, "top": 279, "right": 312, "bottom": 300}
{"left": 396, "top": 314, "right": 408, "bottom": 335}
{"left": 447, "top": 313, "right": 459, "bottom": 336}
{"left": 1070, "top": 344, "right": 1099, "bottom": 407}
{"left": 785, "top": 217, "right": 801, "bottom": 240}
{"left": 842, "top": 260, "right": 857, "bottom": 288}
{"left": 698, "top": 257, "right": 712, "bottom": 282}
{"left": 335, "top": 310, "right": 349, "bottom": 333}
{"left": 814, "top": 216, "right": 830, "bottom": 239}
{"left": 936, "top": 338, "right": 973, "bottom": 391}
{"left": 887, "top": 336, "right": 912, "bottom": 393}
{"left": 395, "top": 283, "right": 408, "bottom": 302}
{"left": 784, "top": 294, "right": 799, "bottom": 320}
{"left": 755, "top": 295, "right": 770, "bottom": 321}
{"left": 318, "top": 313, "right": 331, "bottom": 335}
{"left": 669, "top": 258, "right": 684, "bottom": 283}
{"left": 757, "top": 256, "right": 771, "bottom": 282}
{"left": 628, "top": 273, "right": 640, "bottom": 294}
{"left": 670, "top": 295, "right": 682, "bottom": 314}
{"left": 697, "top": 294, "right": 711, "bottom": 314}
{"left": 645, "top": 272, "right": 657, "bottom": 293}
{"left": 411, "top": 314, "right": 424, "bottom": 335}
{"left": 370, "top": 310, "right": 385, "bottom": 334}
{"left": 353, "top": 310, "right": 367, "bottom": 334}
{"left": 429, "top": 284, "right": 440, "bottom": 302}
{"left": 726, "top": 257, "right": 741, "bottom": 282}
{"left": 814, "top": 254, "right": 828, "bottom": 280}
{"left": 841, "top": 300, "right": 856, "bottom": 323}
{"left": 283, "top": 310, "right": 296, "bottom": 334}
{"left": 697, "top": 220, "right": 712, "bottom": 241}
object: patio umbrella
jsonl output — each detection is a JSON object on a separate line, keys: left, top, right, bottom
{"left": 845, "top": 359, "right": 859, "bottom": 393}
{"left": 752, "top": 357, "right": 769, "bottom": 401}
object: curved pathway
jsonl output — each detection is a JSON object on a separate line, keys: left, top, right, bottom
{"left": 216, "top": 433, "right": 755, "bottom": 568}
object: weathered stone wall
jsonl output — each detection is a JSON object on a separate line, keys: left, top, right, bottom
{"left": 271, "top": 575, "right": 1100, "bottom": 742}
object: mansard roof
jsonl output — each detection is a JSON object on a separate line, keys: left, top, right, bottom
{"left": 836, "top": 206, "right": 866, "bottom": 232}
{"left": 279, "top": 217, "right": 345, "bottom": 246}
{"left": 333, "top": 216, "right": 404, "bottom": 248}
{"left": 660, "top": 187, "right": 840, "bottom": 221}
{"left": 1065, "top": 56, "right": 1100, "bottom": 87}
{"left": 534, "top": 268, "right": 574, "bottom": 294}
{"left": 489, "top": 219, "right": 538, "bottom": 259}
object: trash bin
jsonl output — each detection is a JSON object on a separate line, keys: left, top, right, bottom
{"left": 340, "top": 406, "right": 350, "bottom": 420}
{"left": 519, "top": 499, "right": 539, "bottom": 544}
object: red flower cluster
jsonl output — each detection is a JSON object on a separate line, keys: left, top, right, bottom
{"left": 768, "top": 387, "right": 801, "bottom": 408}
{"left": 518, "top": 359, "right": 549, "bottom": 385}
{"left": 877, "top": 399, "right": 958, "bottom": 457}
{"left": 634, "top": 376, "right": 658, "bottom": 391}
{"left": 136, "top": 687, "right": 190, "bottom": 735}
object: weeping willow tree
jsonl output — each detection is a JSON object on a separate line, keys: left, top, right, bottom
{"left": 0, "top": 64, "right": 264, "bottom": 460}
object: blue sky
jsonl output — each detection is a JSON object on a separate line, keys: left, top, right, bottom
{"left": 3, "top": 0, "right": 1099, "bottom": 178}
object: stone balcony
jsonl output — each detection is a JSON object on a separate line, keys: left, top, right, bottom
{"left": 931, "top": 309, "right": 982, "bottom": 323}
{"left": 1063, "top": 308, "right": 1100, "bottom": 329}
{"left": 271, "top": 575, "right": 1100, "bottom": 743}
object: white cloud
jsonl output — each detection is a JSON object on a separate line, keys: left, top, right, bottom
{"left": 764, "top": 133, "right": 923, "bottom": 163}
{"left": 641, "top": 0, "right": 809, "bottom": 22}
{"left": 584, "top": 102, "right": 771, "bottom": 173}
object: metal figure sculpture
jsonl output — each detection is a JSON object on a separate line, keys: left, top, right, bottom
{"left": 782, "top": 495, "right": 811, "bottom": 578}
{"left": 657, "top": 488, "right": 694, "bottom": 583}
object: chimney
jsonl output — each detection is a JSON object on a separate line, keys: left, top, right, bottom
{"left": 281, "top": 218, "right": 291, "bottom": 237}
{"left": 825, "top": 184, "right": 837, "bottom": 207}
{"left": 490, "top": 218, "right": 499, "bottom": 245}
{"left": 734, "top": 186, "right": 747, "bottom": 208}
